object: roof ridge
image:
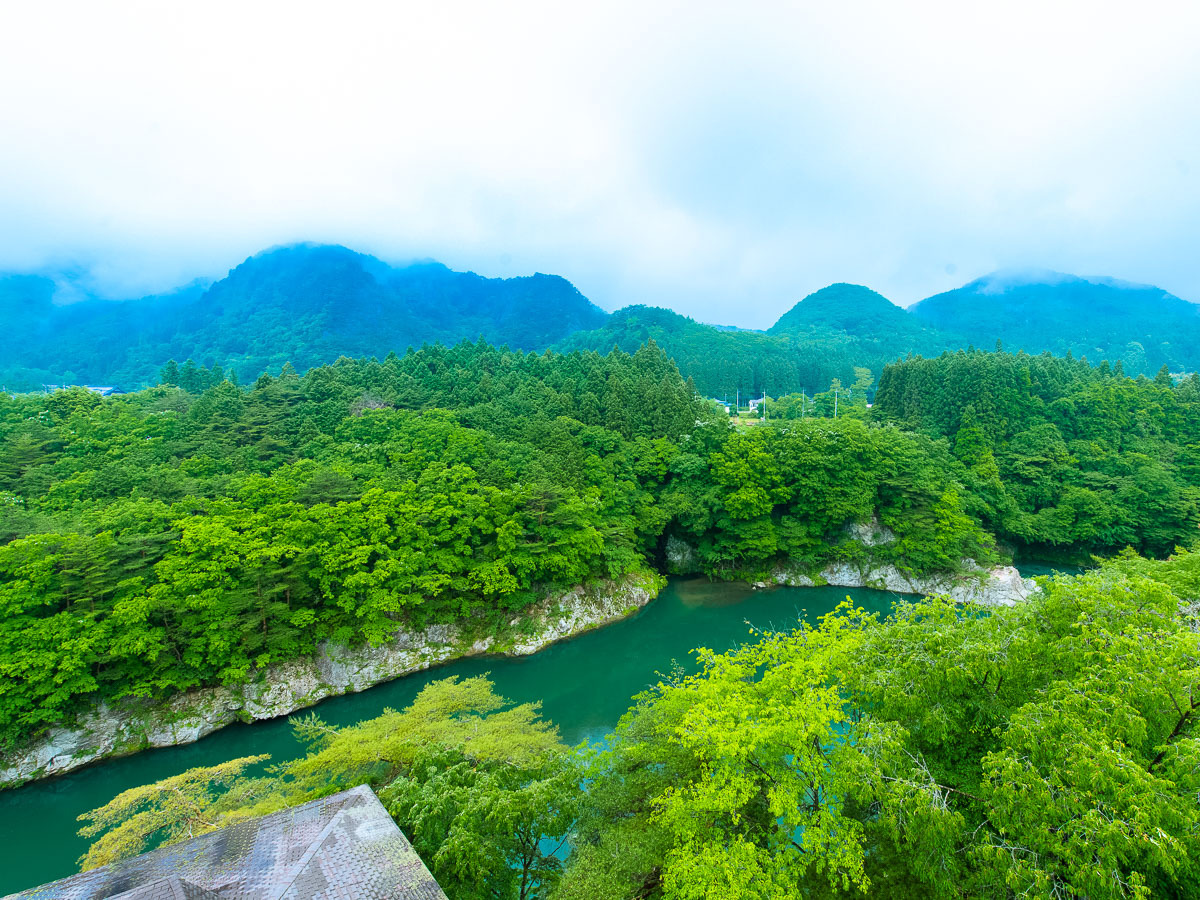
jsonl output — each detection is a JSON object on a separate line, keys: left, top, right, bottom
{"left": 263, "top": 791, "right": 368, "bottom": 900}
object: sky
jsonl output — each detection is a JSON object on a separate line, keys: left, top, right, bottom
{"left": 2, "top": 0, "right": 1199, "bottom": 328}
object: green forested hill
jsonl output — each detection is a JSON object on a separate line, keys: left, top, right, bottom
{"left": 555, "top": 296, "right": 946, "bottom": 398}
{"left": 873, "top": 349, "right": 1200, "bottom": 554}
{"left": 769, "top": 282, "right": 950, "bottom": 348}
{"left": 909, "top": 270, "right": 1200, "bottom": 373}
{"left": 0, "top": 245, "right": 607, "bottom": 391}
{"left": 553, "top": 305, "right": 868, "bottom": 397}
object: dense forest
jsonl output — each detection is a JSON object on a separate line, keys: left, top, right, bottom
{"left": 0, "top": 341, "right": 997, "bottom": 749}
{"left": 6, "top": 336, "right": 1200, "bottom": 898}
{"left": 80, "top": 550, "right": 1200, "bottom": 899}
{"left": 5, "top": 344, "right": 1200, "bottom": 750}
{"left": 556, "top": 299, "right": 941, "bottom": 398}
{"left": 873, "top": 350, "right": 1200, "bottom": 555}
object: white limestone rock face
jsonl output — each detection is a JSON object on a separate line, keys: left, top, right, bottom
{"left": 768, "top": 520, "right": 1037, "bottom": 606}
{"left": 774, "top": 559, "right": 1037, "bottom": 607}
{"left": 664, "top": 535, "right": 699, "bottom": 574}
{"left": 508, "top": 575, "right": 663, "bottom": 655}
{"left": 843, "top": 517, "right": 897, "bottom": 548}
{"left": 0, "top": 572, "right": 664, "bottom": 790}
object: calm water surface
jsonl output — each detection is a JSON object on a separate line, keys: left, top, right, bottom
{"left": 0, "top": 568, "right": 1070, "bottom": 893}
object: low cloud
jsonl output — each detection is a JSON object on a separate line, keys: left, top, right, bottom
{"left": 2, "top": 0, "right": 1198, "bottom": 327}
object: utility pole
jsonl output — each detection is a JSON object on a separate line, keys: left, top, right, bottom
{"left": 834, "top": 388, "right": 839, "bottom": 418}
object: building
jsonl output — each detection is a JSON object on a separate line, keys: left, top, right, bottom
{"left": 43, "top": 385, "right": 120, "bottom": 397}
{"left": 8, "top": 785, "right": 447, "bottom": 900}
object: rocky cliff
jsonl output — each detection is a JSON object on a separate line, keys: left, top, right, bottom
{"left": 766, "top": 559, "right": 1037, "bottom": 606}
{"left": 0, "top": 572, "right": 664, "bottom": 790}
{"left": 672, "top": 517, "right": 1038, "bottom": 607}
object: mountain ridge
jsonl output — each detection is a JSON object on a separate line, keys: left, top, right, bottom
{"left": 2, "top": 243, "right": 1197, "bottom": 393}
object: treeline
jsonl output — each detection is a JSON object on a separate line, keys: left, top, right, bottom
{"left": 82, "top": 550, "right": 1200, "bottom": 898}
{"left": 555, "top": 305, "right": 923, "bottom": 398}
{"left": 0, "top": 341, "right": 994, "bottom": 748}
{"left": 873, "top": 350, "right": 1200, "bottom": 555}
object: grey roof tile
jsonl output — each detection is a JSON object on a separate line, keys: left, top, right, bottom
{"left": 6, "top": 786, "right": 446, "bottom": 900}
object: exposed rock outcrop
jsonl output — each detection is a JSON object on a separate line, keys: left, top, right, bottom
{"left": 0, "top": 572, "right": 664, "bottom": 790}
{"left": 843, "top": 517, "right": 897, "bottom": 548}
{"left": 759, "top": 518, "right": 1037, "bottom": 605}
{"left": 770, "top": 560, "right": 1037, "bottom": 606}
{"left": 664, "top": 534, "right": 698, "bottom": 575}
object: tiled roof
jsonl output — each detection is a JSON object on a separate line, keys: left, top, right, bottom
{"left": 7, "top": 785, "right": 446, "bottom": 900}
{"left": 105, "top": 877, "right": 222, "bottom": 900}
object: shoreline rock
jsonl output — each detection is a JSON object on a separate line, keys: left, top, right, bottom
{"left": 767, "top": 559, "right": 1038, "bottom": 606}
{"left": 0, "top": 572, "right": 664, "bottom": 791}
{"left": 0, "top": 535, "right": 1039, "bottom": 791}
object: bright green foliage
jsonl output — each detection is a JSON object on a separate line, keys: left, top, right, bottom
{"left": 78, "top": 677, "right": 575, "bottom": 900}
{"left": 78, "top": 560, "right": 1200, "bottom": 898}
{"left": 0, "top": 343, "right": 701, "bottom": 746}
{"left": 381, "top": 747, "right": 577, "bottom": 900}
{"left": 662, "top": 418, "right": 997, "bottom": 577}
{"left": 282, "top": 676, "right": 579, "bottom": 899}
{"left": 650, "top": 623, "right": 873, "bottom": 898}
{"left": 274, "top": 676, "right": 563, "bottom": 795}
{"left": 0, "top": 341, "right": 1004, "bottom": 748}
{"left": 76, "top": 754, "right": 270, "bottom": 870}
{"left": 563, "top": 557, "right": 1200, "bottom": 898}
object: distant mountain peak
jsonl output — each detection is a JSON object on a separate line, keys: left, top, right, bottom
{"left": 769, "top": 283, "right": 911, "bottom": 336}
{"left": 0, "top": 244, "right": 607, "bottom": 390}
{"left": 966, "top": 268, "right": 1166, "bottom": 296}
{"left": 908, "top": 270, "right": 1200, "bottom": 373}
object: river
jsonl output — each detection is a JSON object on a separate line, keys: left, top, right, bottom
{"left": 0, "top": 573, "right": 1051, "bottom": 894}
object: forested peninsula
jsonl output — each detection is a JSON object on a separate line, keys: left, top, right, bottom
{"left": 0, "top": 341, "right": 991, "bottom": 772}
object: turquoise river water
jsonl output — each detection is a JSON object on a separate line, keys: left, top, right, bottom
{"left": 0, "top": 570, "right": 1067, "bottom": 894}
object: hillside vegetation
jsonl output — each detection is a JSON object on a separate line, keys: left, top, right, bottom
{"left": 0, "top": 245, "right": 607, "bottom": 390}
{"left": 0, "top": 342, "right": 995, "bottom": 749}
{"left": 874, "top": 350, "right": 1200, "bottom": 556}
{"left": 82, "top": 550, "right": 1200, "bottom": 899}
{"left": 910, "top": 270, "right": 1200, "bottom": 373}
{"left": 4, "top": 247, "right": 1199, "bottom": 398}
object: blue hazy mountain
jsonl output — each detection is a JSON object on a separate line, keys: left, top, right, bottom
{"left": 909, "top": 269, "right": 1200, "bottom": 373}
{"left": 0, "top": 244, "right": 608, "bottom": 390}
{"left": 2, "top": 250, "right": 1197, "bottom": 393}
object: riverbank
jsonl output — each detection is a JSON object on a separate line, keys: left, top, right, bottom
{"left": 769, "top": 559, "right": 1037, "bottom": 606}
{"left": 1, "top": 547, "right": 1039, "bottom": 791}
{"left": 0, "top": 571, "right": 665, "bottom": 790}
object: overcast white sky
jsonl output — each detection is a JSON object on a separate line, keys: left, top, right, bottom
{"left": 2, "top": 0, "right": 1198, "bottom": 327}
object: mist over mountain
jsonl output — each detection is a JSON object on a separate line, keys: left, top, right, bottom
{"left": 910, "top": 270, "right": 1200, "bottom": 373}
{"left": 1, "top": 246, "right": 1197, "bottom": 394}
{"left": 0, "top": 244, "right": 607, "bottom": 390}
